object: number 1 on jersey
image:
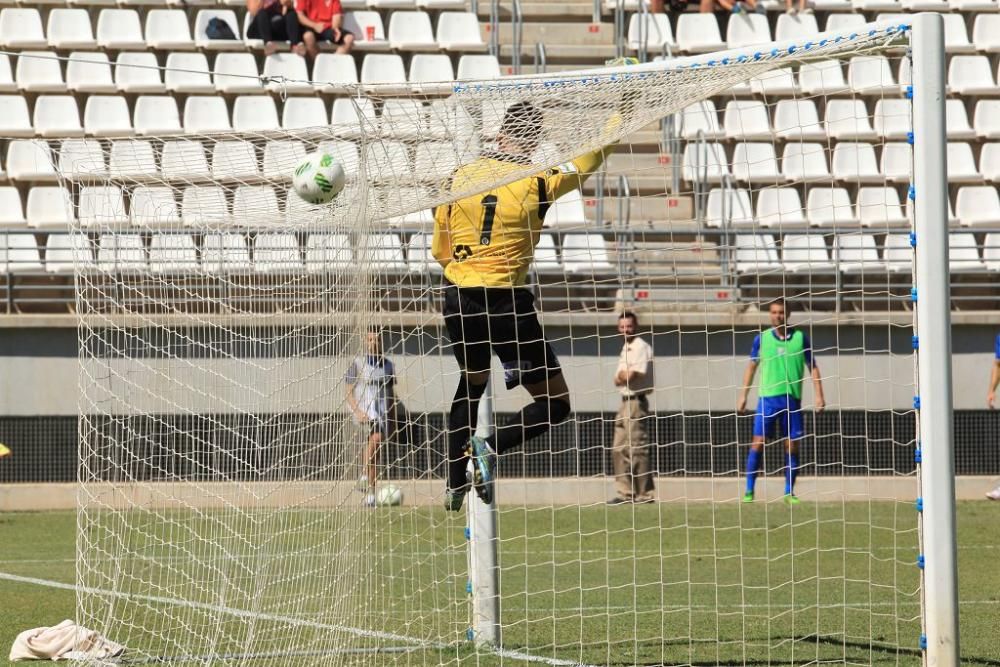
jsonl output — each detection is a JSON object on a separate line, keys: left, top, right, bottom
{"left": 480, "top": 195, "right": 498, "bottom": 246}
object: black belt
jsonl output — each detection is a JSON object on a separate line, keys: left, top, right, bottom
{"left": 622, "top": 394, "right": 649, "bottom": 402}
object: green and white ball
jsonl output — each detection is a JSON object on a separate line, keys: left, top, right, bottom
{"left": 292, "top": 151, "right": 346, "bottom": 205}
{"left": 376, "top": 485, "right": 403, "bottom": 507}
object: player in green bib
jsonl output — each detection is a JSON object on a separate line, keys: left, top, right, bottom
{"left": 737, "top": 299, "right": 826, "bottom": 504}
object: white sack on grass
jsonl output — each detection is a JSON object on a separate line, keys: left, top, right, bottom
{"left": 9, "top": 619, "right": 124, "bottom": 662}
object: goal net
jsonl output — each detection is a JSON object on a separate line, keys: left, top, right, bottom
{"left": 66, "top": 19, "right": 929, "bottom": 666}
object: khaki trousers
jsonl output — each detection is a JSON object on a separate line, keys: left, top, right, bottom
{"left": 612, "top": 397, "right": 655, "bottom": 501}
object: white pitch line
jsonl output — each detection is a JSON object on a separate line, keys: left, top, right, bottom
{"left": 491, "top": 646, "right": 602, "bottom": 667}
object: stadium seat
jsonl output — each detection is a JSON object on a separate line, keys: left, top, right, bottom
{"left": 305, "top": 233, "right": 352, "bottom": 271}
{"left": 214, "top": 53, "right": 262, "bottom": 94}
{"left": 775, "top": 12, "right": 819, "bottom": 40}
{"left": 34, "top": 96, "right": 83, "bottom": 138}
{"left": 282, "top": 97, "right": 327, "bottom": 130}
{"left": 980, "top": 143, "right": 1000, "bottom": 182}
{"left": 749, "top": 67, "right": 798, "bottom": 96}
{"left": 948, "top": 56, "right": 998, "bottom": 95}
{"left": 974, "top": 100, "right": 1000, "bottom": 139}
{"left": 726, "top": 13, "right": 770, "bottom": 48}
{"left": 831, "top": 142, "right": 881, "bottom": 183}
{"left": 0, "top": 96, "right": 33, "bottom": 137}
{"left": 405, "top": 232, "right": 440, "bottom": 273}
{"left": 317, "top": 139, "right": 360, "bottom": 177}
{"left": 856, "top": 186, "right": 907, "bottom": 227}
{"left": 262, "top": 140, "right": 306, "bottom": 180}
{"left": 883, "top": 233, "right": 911, "bottom": 274}
{"left": 180, "top": 186, "right": 229, "bottom": 226}
{"left": 723, "top": 101, "right": 771, "bottom": 140}
{"left": 79, "top": 186, "right": 128, "bottom": 227}
{"left": 973, "top": 15, "right": 1000, "bottom": 53}
{"left": 824, "top": 14, "right": 866, "bottom": 32}
{"left": 193, "top": 10, "right": 242, "bottom": 49}
{"left": 66, "top": 52, "right": 115, "bottom": 93}
{"left": 16, "top": 51, "right": 65, "bottom": 92}
{"left": 382, "top": 99, "right": 426, "bottom": 140}
{"left": 798, "top": 60, "right": 848, "bottom": 95}
{"left": 385, "top": 187, "right": 433, "bottom": 226}
{"left": 96, "top": 9, "right": 143, "bottom": 49}
{"left": 160, "top": 141, "right": 210, "bottom": 180}
{"left": 184, "top": 96, "right": 232, "bottom": 133}
{"left": 984, "top": 233, "right": 1000, "bottom": 271}
{"left": 58, "top": 139, "right": 106, "bottom": 178}
{"left": 130, "top": 186, "right": 180, "bottom": 227}
{"left": 97, "top": 234, "right": 146, "bottom": 273}
{"left": 114, "top": 53, "right": 164, "bottom": 93}
{"left": 359, "top": 233, "right": 406, "bottom": 271}
{"left": 212, "top": 141, "right": 258, "bottom": 180}
{"left": 942, "top": 12, "right": 975, "bottom": 53}
{"left": 531, "top": 234, "right": 560, "bottom": 272}
{"left": 544, "top": 189, "right": 588, "bottom": 228}
{"left": 834, "top": 234, "right": 884, "bottom": 272}
{"left": 706, "top": 188, "right": 753, "bottom": 227}
{"left": 675, "top": 13, "right": 725, "bottom": 53}
{"left": 901, "top": 0, "right": 948, "bottom": 10}
{"left": 45, "top": 232, "right": 93, "bottom": 273}
{"left": 457, "top": 54, "right": 500, "bottom": 80}
{"left": 0, "top": 9, "right": 46, "bottom": 49}
{"left": 734, "top": 234, "right": 781, "bottom": 273}
{"left": 0, "top": 55, "right": 15, "bottom": 93}
{"left": 781, "top": 143, "right": 831, "bottom": 182}
{"left": 84, "top": 96, "right": 133, "bottom": 136}
{"left": 330, "top": 98, "right": 375, "bottom": 138}
{"left": 1, "top": 233, "right": 41, "bottom": 272}
{"left": 825, "top": 100, "right": 877, "bottom": 140}
{"left": 848, "top": 55, "right": 898, "bottom": 95}
{"left": 146, "top": 10, "right": 195, "bottom": 50}
{"left": 945, "top": 100, "right": 975, "bottom": 140}
{"left": 421, "top": 0, "right": 466, "bottom": 8}
{"left": 949, "top": 233, "right": 986, "bottom": 272}
{"left": 782, "top": 234, "right": 832, "bottom": 273}
{"left": 807, "top": 188, "right": 857, "bottom": 226}
{"left": 681, "top": 142, "right": 728, "bottom": 183}
{"left": 733, "top": 143, "right": 780, "bottom": 184}
{"left": 165, "top": 53, "right": 214, "bottom": 94}
{"left": 680, "top": 100, "right": 722, "bottom": 140}
{"left": 873, "top": 98, "right": 911, "bottom": 140}
{"left": 756, "top": 188, "right": 806, "bottom": 227}
{"left": 343, "top": 11, "right": 389, "bottom": 50}
{"left": 27, "top": 186, "right": 74, "bottom": 228}
{"left": 562, "top": 234, "right": 613, "bottom": 274}
{"left": 134, "top": 96, "right": 181, "bottom": 135}
{"left": 772, "top": 100, "right": 824, "bottom": 142}
{"left": 108, "top": 139, "right": 157, "bottom": 180}
{"left": 387, "top": 11, "right": 435, "bottom": 51}
{"left": 947, "top": 142, "right": 982, "bottom": 182}
{"left": 7, "top": 141, "right": 55, "bottom": 181}
{"left": 233, "top": 96, "right": 279, "bottom": 132}
{"left": 0, "top": 188, "right": 26, "bottom": 227}
{"left": 956, "top": 186, "right": 1000, "bottom": 226}
{"left": 263, "top": 54, "right": 311, "bottom": 94}
{"left": 905, "top": 193, "right": 959, "bottom": 227}
{"left": 853, "top": 0, "right": 900, "bottom": 10}
{"left": 436, "top": 12, "right": 485, "bottom": 51}
{"left": 369, "top": 0, "right": 414, "bottom": 8}
{"left": 201, "top": 233, "right": 250, "bottom": 273}
{"left": 232, "top": 186, "right": 279, "bottom": 226}
{"left": 880, "top": 142, "right": 911, "bottom": 182}
{"left": 409, "top": 54, "right": 454, "bottom": 83}
{"left": 47, "top": 9, "right": 96, "bottom": 49}
{"left": 312, "top": 54, "right": 358, "bottom": 93}
{"left": 361, "top": 54, "right": 407, "bottom": 86}
{"left": 364, "top": 141, "right": 412, "bottom": 183}
{"left": 148, "top": 234, "right": 198, "bottom": 272}
{"left": 627, "top": 12, "right": 674, "bottom": 52}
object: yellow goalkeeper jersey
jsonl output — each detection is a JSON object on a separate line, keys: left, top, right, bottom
{"left": 432, "top": 148, "right": 607, "bottom": 288}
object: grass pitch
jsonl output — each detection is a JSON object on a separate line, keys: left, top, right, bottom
{"left": 1, "top": 501, "right": 998, "bottom": 666}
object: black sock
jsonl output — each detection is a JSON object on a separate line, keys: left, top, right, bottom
{"left": 492, "top": 397, "right": 571, "bottom": 455}
{"left": 447, "top": 376, "right": 488, "bottom": 491}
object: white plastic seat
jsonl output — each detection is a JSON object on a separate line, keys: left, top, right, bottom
{"left": 193, "top": 10, "right": 242, "bottom": 49}
{"left": 16, "top": 51, "right": 65, "bottom": 92}
{"left": 436, "top": 12, "right": 485, "bottom": 51}
{"left": 421, "top": 0, "right": 466, "bottom": 7}
{"left": 775, "top": 12, "right": 818, "bottom": 40}
{"left": 364, "top": 141, "right": 412, "bottom": 183}
{"left": 0, "top": 188, "right": 26, "bottom": 227}
{"left": 726, "top": 13, "right": 770, "bottom": 48}
{"left": 533, "top": 234, "right": 559, "bottom": 271}
{"left": 948, "top": 56, "right": 998, "bottom": 95}
{"left": 1, "top": 233, "right": 41, "bottom": 272}
{"left": 409, "top": 54, "right": 454, "bottom": 83}
{"left": 213, "top": 53, "right": 261, "bottom": 93}
{"left": 856, "top": 187, "right": 907, "bottom": 227}
{"left": 130, "top": 187, "right": 180, "bottom": 227}
{"left": 134, "top": 96, "right": 181, "bottom": 135}
{"left": 782, "top": 234, "right": 832, "bottom": 273}
{"left": 165, "top": 53, "right": 213, "bottom": 94}
{"left": 233, "top": 96, "right": 279, "bottom": 132}
{"left": 386, "top": 187, "right": 433, "bottom": 226}
{"left": 262, "top": 140, "right": 306, "bottom": 180}
{"left": 798, "top": 60, "right": 848, "bottom": 95}
{"left": 831, "top": 142, "right": 881, "bottom": 183}
{"left": 262, "top": 54, "right": 311, "bottom": 94}
{"left": 706, "top": 188, "right": 753, "bottom": 228}
{"left": 949, "top": 233, "right": 986, "bottom": 272}
{"left": 361, "top": 54, "right": 407, "bottom": 86}
{"left": 942, "top": 13, "right": 975, "bottom": 53}
{"left": 848, "top": 55, "right": 897, "bottom": 94}
{"left": 956, "top": 186, "right": 1000, "bottom": 226}
{"left": 97, "top": 234, "right": 146, "bottom": 272}
{"left": 734, "top": 234, "right": 781, "bottom": 273}
{"left": 834, "top": 234, "right": 884, "bottom": 272}
{"left": 358, "top": 233, "right": 405, "bottom": 271}
{"left": 946, "top": 100, "right": 975, "bottom": 140}
{"left": 675, "top": 13, "right": 725, "bottom": 53}
{"left": 973, "top": 15, "right": 1000, "bottom": 54}
{"left": 201, "top": 233, "right": 250, "bottom": 273}
{"left": 181, "top": 186, "right": 229, "bottom": 226}
{"left": 984, "top": 233, "right": 1000, "bottom": 272}
{"left": 108, "top": 140, "right": 157, "bottom": 180}
{"left": 184, "top": 96, "right": 232, "bottom": 134}
{"left": 232, "top": 185, "right": 278, "bottom": 225}
{"left": 146, "top": 10, "right": 195, "bottom": 50}
{"left": 382, "top": 99, "right": 426, "bottom": 139}
{"left": 254, "top": 234, "right": 302, "bottom": 272}
{"left": 79, "top": 186, "right": 128, "bottom": 227}
{"left": 627, "top": 12, "right": 674, "bottom": 52}
{"left": 732, "top": 143, "right": 779, "bottom": 184}
{"left": 853, "top": 0, "right": 900, "bottom": 9}
{"left": 149, "top": 234, "right": 198, "bottom": 273}
{"left": 406, "top": 232, "right": 441, "bottom": 273}
{"left": 369, "top": 0, "right": 414, "bottom": 8}
{"left": 7, "top": 141, "right": 55, "bottom": 181}
{"left": 723, "top": 100, "right": 770, "bottom": 140}
{"left": 305, "top": 233, "right": 352, "bottom": 271}
{"left": 160, "top": 141, "right": 210, "bottom": 180}
{"left": 807, "top": 188, "right": 857, "bottom": 226}
{"left": 883, "top": 233, "right": 911, "bottom": 274}
{"left": 330, "top": 98, "right": 375, "bottom": 137}
{"left": 873, "top": 99, "right": 911, "bottom": 140}
{"left": 881, "top": 142, "right": 911, "bottom": 182}
{"left": 211, "top": 141, "right": 258, "bottom": 180}
{"left": 45, "top": 232, "right": 93, "bottom": 273}
{"left": 314, "top": 140, "right": 360, "bottom": 179}
{"left": 34, "top": 96, "right": 83, "bottom": 138}
{"left": 544, "top": 189, "right": 588, "bottom": 228}
{"left": 343, "top": 11, "right": 389, "bottom": 50}
{"left": 58, "top": 139, "right": 106, "bottom": 178}
{"left": 749, "top": 67, "right": 797, "bottom": 96}
{"left": 680, "top": 100, "right": 722, "bottom": 140}
{"left": 96, "top": 10, "right": 144, "bottom": 49}
{"left": 0, "top": 55, "right": 15, "bottom": 93}
{"left": 974, "top": 100, "right": 1000, "bottom": 139}
{"left": 681, "top": 142, "right": 728, "bottom": 183}
{"left": 65, "top": 52, "right": 114, "bottom": 94}
{"left": 114, "top": 53, "right": 164, "bottom": 93}
{"left": 825, "top": 15, "right": 866, "bottom": 32}
{"left": 26, "top": 186, "right": 74, "bottom": 228}
{"left": 0, "top": 96, "right": 33, "bottom": 136}
{"left": 456, "top": 54, "right": 501, "bottom": 80}
{"left": 980, "top": 143, "right": 1000, "bottom": 182}
{"left": 825, "top": 100, "right": 877, "bottom": 140}
{"left": 947, "top": 142, "right": 982, "bottom": 183}
{"left": 756, "top": 188, "right": 805, "bottom": 227}
{"left": 282, "top": 97, "right": 327, "bottom": 129}
{"left": 47, "top": 9, "right": 96, "bottom": 49}
{"left": 84, "top": 96, "right": 133, "bottom": 136}
{"left": 0, "top": 9, "right": 46, "bottom": 49}
{"left": 312, "top": 54, "right": 358, "bottom": 93}
{"left": 773, "top": 100, "right": 823, "bottom": 141}
{"left": 387, "top": 10, "right": 435, "bottom": 51}
{"left": 782, "top": 143, "right": 830, "bottom": 182}
{"left": 562, "top": 234, "right": 613, "bottom": 274}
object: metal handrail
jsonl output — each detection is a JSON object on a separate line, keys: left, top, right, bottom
{"left": 593, "top": 0, "right": 602, "bottom": 24}
{"left": 615, "top": 174, "right": 633, "bottom": 304}
{"left": 616, "top": 174, "right": 631, "bottom": 229}
{"left": 534, "top": 41, "right": 547, "bottom": 74}
{"left": 659, "top": 112, "right": 681, "bottom": 194}
{"left": 613, "top": 0, "right": 624, "bottom": 59}
{"left": 719, "top": 174, "right": 736, "bottom": 287}
{"left": 512, "top": 0, "right": 523, "bottom": 74}
{"left": 637, "top": 0, "right": 648, "bottom": 64}
{"left": 489, "top": 0, "right": 499, "bottom": 58}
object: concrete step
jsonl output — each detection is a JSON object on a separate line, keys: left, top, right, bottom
{"left": 493, "top": 21, "right": 616, "bottom": 46}
{"left": 478, "top": 1, "right": 600, "bottom": 21}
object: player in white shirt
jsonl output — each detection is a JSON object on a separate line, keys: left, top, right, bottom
{"left": 609, "top": 311, "right": 656, "bottom": 504}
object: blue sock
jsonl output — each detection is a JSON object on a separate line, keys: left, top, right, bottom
{"left": 786, "top": 452, "right": 798, "bottom": 495}
{"left": 745, "top": 449, "right": 761, "bottom": 494}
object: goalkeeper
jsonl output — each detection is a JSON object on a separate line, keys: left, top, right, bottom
{"left": 432, "top": 100, "right": 615, "bottom": 511}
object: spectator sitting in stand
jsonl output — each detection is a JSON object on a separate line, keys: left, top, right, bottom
{"left": 296, "top": 0, "right": 354, "bottom": 60}
{"left": 247, "top": 0, "right": 306, "bottom": 56}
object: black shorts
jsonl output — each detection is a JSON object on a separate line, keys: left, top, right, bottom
{"left": 443, "top": 283, "right": 561, "bottom": 390}
{"left": 304, "top": 26, "right": 352, "bottom": 44}
{"left": 369, "top": 406, "right": 409, "bottom": 441}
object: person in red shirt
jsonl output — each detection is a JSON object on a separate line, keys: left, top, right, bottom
{"left": 296, "top": 0, "right": 354, "bottom": 59}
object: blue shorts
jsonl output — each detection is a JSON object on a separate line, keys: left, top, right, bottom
{"left": 752, "top": 395, "right": 804, "bottom": 441}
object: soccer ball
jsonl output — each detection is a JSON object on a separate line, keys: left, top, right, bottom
{"left": 292, "top": 151, "right": 346, "bottom": 205}
{"left": 376, "top": 485, "right": 403, "bottom": 507}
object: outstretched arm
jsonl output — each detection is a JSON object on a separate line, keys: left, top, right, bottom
{"left": 811, "top": 365, "right": 826, "bottom": 412}
{"left": 737, "top": 361, "right": 758, "bottom": 413}
{"left": 988, "top": 360, "right": 1000, "bottom": 408}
